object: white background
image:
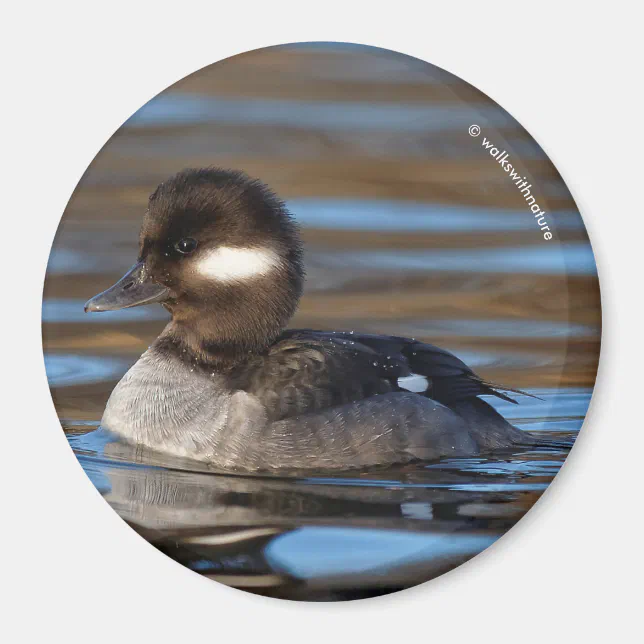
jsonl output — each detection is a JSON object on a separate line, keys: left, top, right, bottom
{"left": 2, "top": 1, "right": 641, "bottom": 642}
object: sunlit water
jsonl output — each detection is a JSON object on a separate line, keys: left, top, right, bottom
{"left": 44, "top": 44, "right": 599, "bottom": 601}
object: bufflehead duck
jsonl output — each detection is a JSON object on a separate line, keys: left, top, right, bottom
{"left": 85, "top": 168, "right": 539, "bottom": 471}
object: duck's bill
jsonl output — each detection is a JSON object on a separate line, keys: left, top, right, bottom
{"left": 84, "top": 262, "right": 170, "bottom": 312}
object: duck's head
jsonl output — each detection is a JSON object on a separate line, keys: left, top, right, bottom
{"left": 85, "top": 168, "right": 304, "bottom": 366}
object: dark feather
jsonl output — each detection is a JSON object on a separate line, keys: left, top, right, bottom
{"left": 228, "top": 329, "right": 532, "bottom": 422}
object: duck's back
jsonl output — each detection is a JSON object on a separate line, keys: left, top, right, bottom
{"left": 219, "top": 330, "right": 534, "bottom": 470}
{"left": 230, "top": 329, "right": 518, "bottom": 418}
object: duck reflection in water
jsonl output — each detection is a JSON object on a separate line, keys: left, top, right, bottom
{"left": 95, "top": 435, "right": 546, "bottom": 600}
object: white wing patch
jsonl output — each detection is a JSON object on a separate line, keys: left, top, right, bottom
{"left": 194, "top": 246, "right": 280, "bottom": 282}
{"left": 397, "top": 373, "right": 429, "bottom": 393}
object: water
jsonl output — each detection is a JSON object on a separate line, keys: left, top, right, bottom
{"left": 43, "top": 44, "right": 600, "bottom": 601}
{"left": 63, "top": 389, "right": 583, "bottom": 600}
{"left": 125, "top": 93, "right": 519, "bottom": 133}
{"left": 63, "top": 387, "right": 583, "bottom": 600}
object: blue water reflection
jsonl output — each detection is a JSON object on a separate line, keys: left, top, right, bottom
{"left": 346, "top": 242, "right": 596, "bottom": 276}
{"left": 44, "top": 354, "right": 132, "bottom": 387}
{"left": 126, "top": 93, "right": 518, "bottom": 132}
{"left": 291, "top": 199, "right": 585, "bottom": 232}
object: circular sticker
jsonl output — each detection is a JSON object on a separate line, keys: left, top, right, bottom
{"left": 43, "top": 43, "right": 601, "bottom": 601}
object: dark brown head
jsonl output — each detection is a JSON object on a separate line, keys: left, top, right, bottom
{"left": 85, "top": 168, "right": 304, "bottom": 367}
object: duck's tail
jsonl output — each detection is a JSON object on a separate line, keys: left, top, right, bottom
{"left": 452, "top": 397, "right": 574, "bottom": 452}
{"left": 477, "top": 378, "right": 544, "bottom": 404}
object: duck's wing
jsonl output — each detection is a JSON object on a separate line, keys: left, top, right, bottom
{"left": 231, "top": 329, "right": 526, "bottom": 423}
{"left": 323, "top": 331, "right": 527, "bottom": 405}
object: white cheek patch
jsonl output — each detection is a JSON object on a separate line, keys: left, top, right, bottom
{"left": 194, "top": 246, "right": 281, "bottom": 282}
{"left": 397, "top": 374, "right": 429, "bottom": 393}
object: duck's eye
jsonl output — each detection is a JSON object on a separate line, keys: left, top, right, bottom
{"left": 174, "top": 238, "right": 198, "bottom": 255}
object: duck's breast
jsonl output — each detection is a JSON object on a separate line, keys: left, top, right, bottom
{"left": 101, "top": 348, "right": 234, "bottom": 459}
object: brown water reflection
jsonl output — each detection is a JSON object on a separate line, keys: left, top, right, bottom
{"left": 43, "top": 44, "right": 600, "bottom": 600}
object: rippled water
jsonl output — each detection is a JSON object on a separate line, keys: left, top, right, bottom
{"left": 63, "top": 389, "right": 584, "bottom": 600}
{"left": 43, "top": 44, "right": 600, "bottom": 600}
{"left": 126, "top": 92, "right": 520, "bottom": 132}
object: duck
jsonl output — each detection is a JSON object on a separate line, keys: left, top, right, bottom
{"left": 85, "top": 167, "right": 542, "bottom": 472}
